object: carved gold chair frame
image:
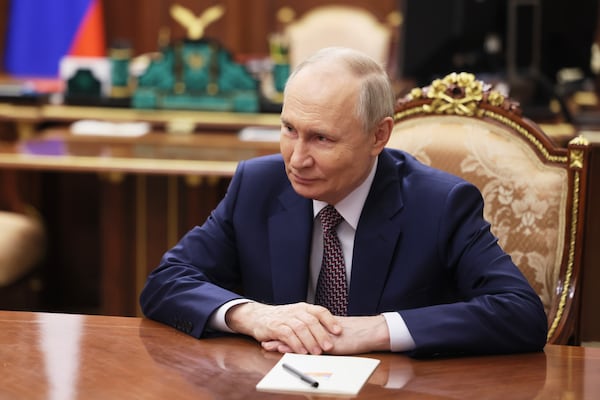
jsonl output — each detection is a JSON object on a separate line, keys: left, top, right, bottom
{"left": 392, "top": 72, "right": 590, "bottom": 344}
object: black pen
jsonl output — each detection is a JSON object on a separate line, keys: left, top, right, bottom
{"left": 282, "top": 362, "right": 319, "bottom": 388}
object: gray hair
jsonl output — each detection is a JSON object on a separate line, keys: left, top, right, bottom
{"left": 284, "top": 47, "right": 395, "bottom": 133}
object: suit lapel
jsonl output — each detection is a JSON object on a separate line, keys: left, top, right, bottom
{"left": 348, "top": 151, "right": 405, "bottom": 315}
{"left": 268, "top": 187, "right": 313, "bottom": 304}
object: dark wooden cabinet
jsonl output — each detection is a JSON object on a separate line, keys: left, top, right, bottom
{"left": 0, "top": 104, "right": 280, "bottom": 315}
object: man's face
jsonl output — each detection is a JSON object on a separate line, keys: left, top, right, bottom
{"left": 280, "top": 63, "right": 381, "bottom": 205}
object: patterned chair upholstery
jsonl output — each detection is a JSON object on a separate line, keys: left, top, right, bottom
{"left": 0, "top": 171, "right": 46, "bottom": 310}
{"left": 0, "top": 211, "right": 45, "bottom": 284}
{"left": 282, "top": 5, "right": 400, "bottom": 71}
{"left": 390, "top": 72, "right": 590, "bottom": 344}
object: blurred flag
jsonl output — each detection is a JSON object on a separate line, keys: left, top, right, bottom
{"left": 3, "top": 0, "right": 106, "bottom": 77}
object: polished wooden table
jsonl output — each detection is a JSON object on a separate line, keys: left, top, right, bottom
{"left": 1, "top": 310, "right": 599, "bottom": 399}
{"left": 0, "top": 103, "right": 281, "bottom": 139}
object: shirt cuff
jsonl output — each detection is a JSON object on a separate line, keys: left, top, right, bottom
{"left": 382, "top": 312, "right": 416, "bottom": 352}
{"left": 208, "top": 298, "right": 253, "bottom": 333}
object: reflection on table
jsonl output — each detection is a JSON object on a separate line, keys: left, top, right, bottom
{"left": 1, "top": 310, "right": 599, "bottom": 399}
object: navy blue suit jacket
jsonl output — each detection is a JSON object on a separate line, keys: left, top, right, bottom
{"left": 140, "top": 149, "right": 548, "bottom": 356}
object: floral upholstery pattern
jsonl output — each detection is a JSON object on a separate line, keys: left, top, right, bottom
{"left": 388, "top": 116, "right": 568, "bottom": 316}
{"left": 391, "top": 72, "right": 589, "bottom": 344}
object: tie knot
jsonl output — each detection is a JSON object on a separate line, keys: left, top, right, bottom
{"left": 318, "top": 205, "right": 343, "bottom": 233}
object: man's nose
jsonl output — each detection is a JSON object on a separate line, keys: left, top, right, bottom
{"left": 290, "top": 140, "right": 312, "bottom": 168}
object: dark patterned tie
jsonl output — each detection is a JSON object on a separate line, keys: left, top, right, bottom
{"left": 314, "top": 205, "right": 348, "bottom": 316}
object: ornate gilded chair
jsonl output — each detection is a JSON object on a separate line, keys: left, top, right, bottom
{"left": 390, "top": 73, "right": 590, "bottom": 344}
{"left": 281, "top": 5, "right": 401, "bottom": 71}
{"left": 0, "top": 171, "right": 46, "bottom": 310}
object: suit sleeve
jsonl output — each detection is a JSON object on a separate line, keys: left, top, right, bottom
{"left": 399, "top": 182, "right": 548, "bottom": 357}
{"left": 139, "top": 161, "right": 248, "bottom": 338}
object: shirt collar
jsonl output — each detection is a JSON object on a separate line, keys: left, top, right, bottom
{"left": 313, "top": 157, "right": 378, "bottom": 230}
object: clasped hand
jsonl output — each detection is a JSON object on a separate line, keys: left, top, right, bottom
{"left": 225, "top": 302, "right": 390, "bottom": 355}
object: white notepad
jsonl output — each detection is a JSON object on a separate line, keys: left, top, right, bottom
{"left": 256, "top": 353, "right": 380, "bottom": 396}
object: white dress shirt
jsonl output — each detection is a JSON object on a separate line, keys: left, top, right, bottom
{"left": 210, "top": 158, "right": 415, "bottom": 352}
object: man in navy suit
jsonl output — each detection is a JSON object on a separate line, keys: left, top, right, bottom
{"left": 140, "top": 47, "right": 547, "bottom": 357}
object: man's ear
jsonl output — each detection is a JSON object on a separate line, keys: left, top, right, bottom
{"left": 371, "top": 116, "right": 394, "bottom": 155}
